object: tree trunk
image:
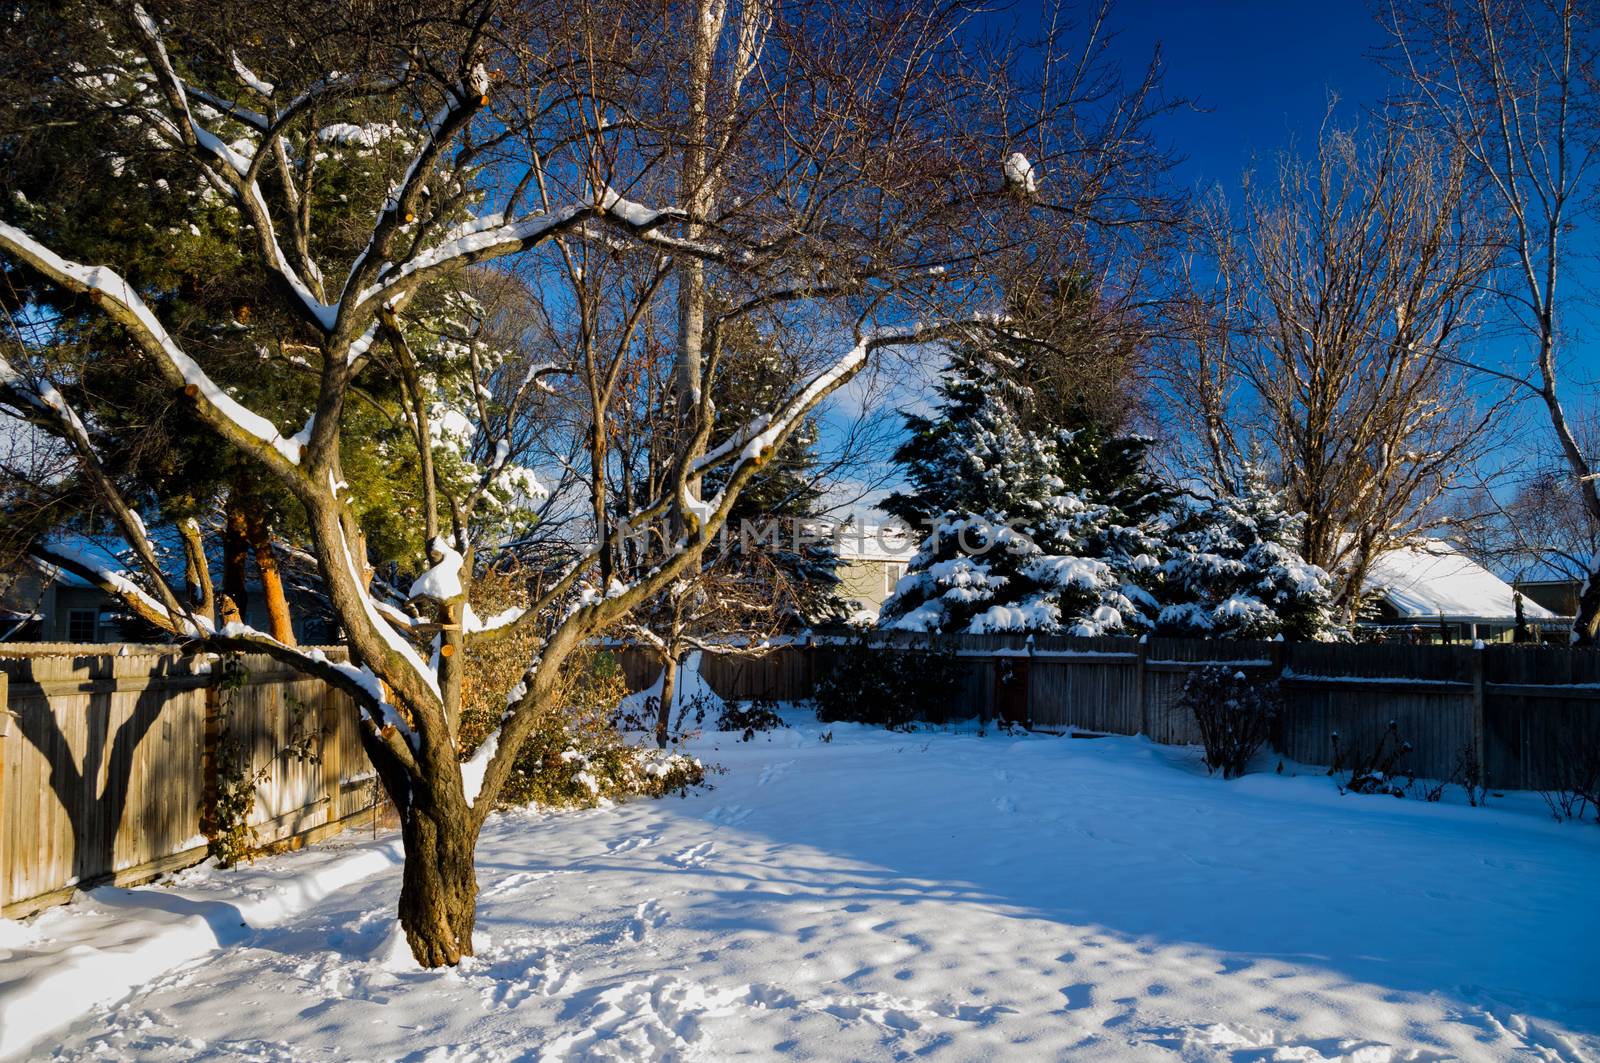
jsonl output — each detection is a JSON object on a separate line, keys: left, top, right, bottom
{"left": 655, "top": 652, "right": 679, "bottom": 749}
{"left": 244, "top": 505, "right": 296, "bottom": 645}
{"left": 223, "top": 501, "right": 250, "bottom": 619}
{"left": 396, "top": 803, "right": 479, "bottom": 967}
{"left": 1572, "top": 569, "right": 1600, "bottom": 646}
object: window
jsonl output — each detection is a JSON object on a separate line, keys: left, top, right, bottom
{"left": 67, "top": 609, "right": 97, "bottom": 643}
{"left": 884, "top": 564, "right": 906, "bottom": 594}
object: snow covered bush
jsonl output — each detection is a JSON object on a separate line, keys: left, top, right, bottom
{"left": 879, "top": 346, "right": 1168, "bottom": 637}
{"left": 813, "top": 633, "right": 964, "bottom": 729}
{"left": 1176, "top": 666, "right": 1281, "bottom": 779}
{"left": 1158, "top": 466, "right": 1341, "bottom": 641}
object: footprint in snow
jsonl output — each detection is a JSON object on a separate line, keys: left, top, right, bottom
{"left": 482, "top": 869, "right": 556, "bottom": 897}
{"left": 630, "top": 899, "right": 668, "bottom": 942}
{"left": 607, "top": 834, "right": 659, "bottom": 855}
{"left": 669, "top": 841, "right": 716, "bottom": 868}
{"left": 758, "top": 760, "right": 795, "bottom": 786}
{"left": 707, "top": 804, "right": 753, "bottom": 825}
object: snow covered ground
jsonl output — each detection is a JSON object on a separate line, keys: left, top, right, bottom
{"left": 8, "top": 714, "right": 1599, "bottom": 1061}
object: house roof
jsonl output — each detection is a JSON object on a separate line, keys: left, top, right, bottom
{"left": 1363, "top": 540, "right": 1556, "bottom": 623}
{"left": 833, "top": 524, "right": 918, "bottom": 563}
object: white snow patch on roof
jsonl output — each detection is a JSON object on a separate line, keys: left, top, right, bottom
{"left": 1364, "top": 540, "right": 1555, "bottom": 622}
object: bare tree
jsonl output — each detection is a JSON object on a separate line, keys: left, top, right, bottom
{"left": 1162, "top": 122, "right": 1502, "bottom": 622}
{"left": 1385, "top": 0, "right": 1600, "bottom": 640}
{"left": 0, "top": 0, "right": 1176, "bottom": 967}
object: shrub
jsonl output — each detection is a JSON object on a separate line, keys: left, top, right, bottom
{"left": 458, "top": 590, "right": 708, "bottom": 811}
{"left": 1330, "top": 721, "right": 1414, "bottom": 797}
{"left": 717, "top": 698, "right": 786, "bottom": 741}
{"left": 1176, "top": 666, "right": 1280, "bottom": 779}
{"left": 813, "top": 633, "right": 963, "bottom": 729}
{"left": 1539, "top": 721, "right": 1600, "bottom": 823}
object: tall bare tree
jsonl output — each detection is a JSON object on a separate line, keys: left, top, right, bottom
{"left": 1162, "top": 122, "right": 1501, "bottom": 622}
{"left": 1385, "top": 0, "right": 1600, "bottom": 640}
{"left": 0, "top": 0, "right": 1176, "bottom": 966}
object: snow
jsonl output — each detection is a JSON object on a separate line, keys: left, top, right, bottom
{"left": 461, "top": 731, "right": 499, "bottom": 808}
{"left": 9, "top": 719, "right": 1598, "bottom": 1061}
{"left": 832, "top": 523, "right": 918, "bottom": 563}
{"left": 1003, "top": 151, "right": 1038, "bottom": 193}
{"left": 229, "top": 52, "right": 274, "bottom": 97}
{"left": 0, "top": 839, "right": 402, "bottom": 1059}
{"left": 409, "top": 536, "right": 465, "bottom": 601}
{"left": 1365, "top": 539, "right": 1556, "bottom": 622}
{"left": 617, "top": 650, "right": 725, "bottom": 719}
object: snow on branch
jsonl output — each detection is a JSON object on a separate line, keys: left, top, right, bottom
{"left": 350, "top": 191, "right": 687, "bottom": 319}
{"left": 0, "top": 220, "right": 309, "bottom": 472}
{"left": 127, "top": 5, "right": 337, "bottom": 332}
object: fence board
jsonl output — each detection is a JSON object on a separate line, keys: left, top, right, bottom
{"left": 0, "top": 647, "right": 381, "bottom": 918}
{"left": 607, "top": 634, "right": 1600, "bottom": 792}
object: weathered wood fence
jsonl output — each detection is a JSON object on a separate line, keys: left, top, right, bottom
{"left": 613, "top": 633, "right": 1600, "bottom": 792}
{"left": 0, "top": 645, "right": 381, "bottom": 918}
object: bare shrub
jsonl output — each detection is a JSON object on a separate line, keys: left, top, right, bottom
{"left": 1330, "top": 721, "right": 1414, "bottom": 797}
{"left": 1177, "top": 666, "right": 1281, "bottom": 779}
{"left": 1539, "top": 723, "right": 1600, "bottom": 824}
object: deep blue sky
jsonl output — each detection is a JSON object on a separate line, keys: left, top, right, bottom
{"left": 1099, "top": 0, "right": 1397, "bottom": 196}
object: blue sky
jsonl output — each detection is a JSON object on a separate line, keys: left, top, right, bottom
{"left": 1099, "top": 0, "right": 1397, "bottom": 197}
{"left": 824, "top": 0, "right": 1600, "bottom": 525}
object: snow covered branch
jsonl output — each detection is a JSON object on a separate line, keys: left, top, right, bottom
{"left": 0, "top": 220, "right": 310, "bottom": 477}
{"left": 28, "top": 542, "right": 210, "bottom": 639}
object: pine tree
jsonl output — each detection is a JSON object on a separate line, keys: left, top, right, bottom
{"left": 708, "top": 322, "right": 841, "bottom": 624}
{"left": 879, "top": 344, "right": 1169, "bottom": 635}
{"left": 1158, "top": 464, "right": 1340, "bottom": 640}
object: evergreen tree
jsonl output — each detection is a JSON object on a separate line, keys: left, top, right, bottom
{"left": 879, "top": 343, "right": 1169, "bottom": 635}
{"left": 702, "top": 321, "right": 842, "bottom": 624}
{"left": 1158, "top": 464, "right": 1340, "bottom": 640}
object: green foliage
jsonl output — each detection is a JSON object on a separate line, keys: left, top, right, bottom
{"left": 813, "top": 633, "right": 964, "bottom": 729}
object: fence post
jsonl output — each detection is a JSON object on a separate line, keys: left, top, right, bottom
{"left": 0, "top": 672, "right": 10, "bottom": 913}
{"left": 200, "top": 665, "right": 223, "bottom": 841}
{"left": 1472, "top": 645, "right": 1488, "bottom": 790}
{"left": 320, "top": 684, "right": 342, "bottom": 826}
{"left": 1134, "top": 635, "right": 1149, "bottom": 736}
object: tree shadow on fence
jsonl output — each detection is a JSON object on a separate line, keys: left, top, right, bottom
{"left": 6, "top": 653, "right": 199, "bottom": 899}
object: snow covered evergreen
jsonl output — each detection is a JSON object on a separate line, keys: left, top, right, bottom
{"left": 879, "top": 345, "right": 1338, "bottom": 641}
{"left": 1157, "top": 464, "right": 1340, "bottom": 640}
{"left": 879, "top": 346, "right": 1168, "bottom": 635}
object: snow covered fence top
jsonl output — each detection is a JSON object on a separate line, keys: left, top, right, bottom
{"left": 0, "top": 646, "right": 382, "bottom": 919}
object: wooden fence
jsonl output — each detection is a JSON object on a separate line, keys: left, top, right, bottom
{"left": 0, "top": 644, "right": 382, "bottom": 918}
{"left": 613, "top": 633, "right": 1600, "bottom": 792}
